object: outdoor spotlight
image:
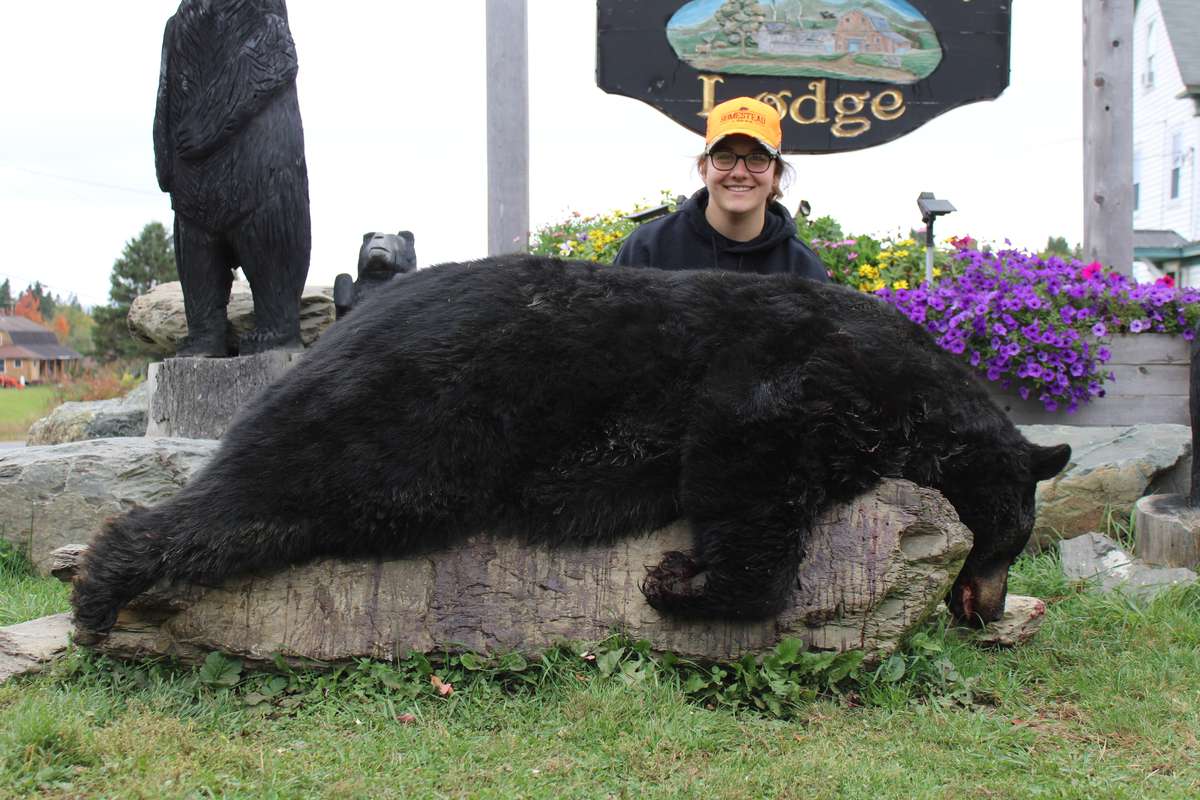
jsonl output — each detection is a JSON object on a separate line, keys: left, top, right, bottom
{"left": 625, "top": 195, "right": 689, "bottom": 224}
{"left": 917, "top": 192, "right": 956, "bottom": 282}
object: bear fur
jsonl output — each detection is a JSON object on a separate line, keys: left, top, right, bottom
{"left": 334, "top": 231, "right": 417, "bottom": 319}
{"left": 154, "top": 0, "right": 311, "bottom": 357}
{"left": 71, "top": 257, "right": 1071, "bottom": 637}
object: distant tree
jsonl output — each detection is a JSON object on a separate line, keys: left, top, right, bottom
{"left": 716, "top": 0, "right": 768, "bottom": 55}
{"left": 52, "top": 314, "right": 70, "bottom": 343}
{"left": 92, "top": 222, "right": 179, "bottom": 362}
{"left": 54, "top": 298, "right": 96, "bottom": 357}
{"left": 0, "top": 279, "right": 12, "bottom": 311}
{"left": 13, "top": 289, "right": 44, "bottom": 325}
{"left": 1041, "top": 236, "right": 1082, "bottom": 261}
{"left": 25, "top": 281, "right": 58, "bottom": 320}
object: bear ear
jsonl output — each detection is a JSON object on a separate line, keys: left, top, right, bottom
{"left": 398, "top": 231, "right": 414, "bottom": 244}
{"left": 1030, "top": 443, "right": 1071, "bottom": 481}
{"left": 363, "top": 233, "right": 374, "bottom": 243}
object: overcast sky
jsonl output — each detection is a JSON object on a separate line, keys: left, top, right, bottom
{"left": 0, "top": 1, "right": 1083, "bottom": 309}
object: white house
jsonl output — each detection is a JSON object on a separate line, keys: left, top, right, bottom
{"left": 1132, "top": 0, "right": 1200, "bottom": 283}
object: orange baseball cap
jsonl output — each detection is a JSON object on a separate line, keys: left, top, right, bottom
{"left": 705, "top": 97, "right": 783, "bottom": 155}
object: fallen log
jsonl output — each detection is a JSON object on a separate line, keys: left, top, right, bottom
{"left": 53, "top": 479, "right": 972, "bottom": 667}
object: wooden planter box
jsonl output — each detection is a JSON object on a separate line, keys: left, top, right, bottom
{"left": 985, "top": 334, "right": 1190, "bottom": 427}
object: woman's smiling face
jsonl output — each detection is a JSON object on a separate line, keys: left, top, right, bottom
{"left": 700, "top": 134, "right": 779, "bottom": 226}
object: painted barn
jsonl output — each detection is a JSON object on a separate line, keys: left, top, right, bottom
{"left": 1132, "top": 0, "right": 1200, "bottom": 284}
{"left": 834, "top": 10, "right": 911, "bottom": 55}
{"left": 0, "top": 315, "right": 81, "bottom": 385}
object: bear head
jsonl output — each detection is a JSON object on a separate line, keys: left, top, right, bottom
{"left": 940, "top": 441, "right": 1071, "bottom": 626}
{"left": 358, "top": 231, "right": 416, "bottom": 283}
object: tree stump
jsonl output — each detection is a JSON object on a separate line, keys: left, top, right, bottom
{"left": 53, "top": 480, "right": 972, "bottom": 668}
{"left": 1134, "top": 494, "right": 1200, "bottom": 568}
{"left": 145, "top": 353, "right": 302, "bottom": 439}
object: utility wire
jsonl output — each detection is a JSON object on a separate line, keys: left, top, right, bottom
{"left": 0, "top": 164, "right": 161, "bottom": 197}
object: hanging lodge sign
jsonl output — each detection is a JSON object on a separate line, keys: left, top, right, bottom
{"left": 596, "top": 0, "right": 1012, "bottom": 153}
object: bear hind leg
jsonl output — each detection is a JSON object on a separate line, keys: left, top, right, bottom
{"left": 174, "top": 216, "right": 235, "bottom": 358}
{"left": 234, "top": 177, "right": 310, "bottom": 355}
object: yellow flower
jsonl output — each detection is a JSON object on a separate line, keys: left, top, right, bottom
{"left": 932, "top": 267, "right": 942, "bottom": 278}
{"left": 892, "top": 280, "right": 909, "bottom": 290}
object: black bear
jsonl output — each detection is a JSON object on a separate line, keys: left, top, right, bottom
{"left": 71, "top": 257, "right": 1070, "bottom": 637}
{"left": 154, "top": 0, "right": 311, "bottom": 356}
{"left": 334, "top": 232, "right": 418, "bottom": 319}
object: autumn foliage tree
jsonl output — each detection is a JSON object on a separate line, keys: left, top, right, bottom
{"left": 13, "top": 289, "right": 44, "bottom": 325}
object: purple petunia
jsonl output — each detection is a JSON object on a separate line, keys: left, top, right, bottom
{"left": 873, "top": 243, "right": 1200, "bottom": 414}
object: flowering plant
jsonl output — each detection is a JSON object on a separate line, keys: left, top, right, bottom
{"left": 801, "top": 217, "right": 961, "bottom": 290}
{"left": 876, "top": 244, "right": 1200, "bottom": 412}
{"left": 529, "top": 193, "right": 679, "bottom": 263}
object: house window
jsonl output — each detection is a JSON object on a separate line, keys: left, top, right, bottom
{"left": 1133, "top": 148, "right": 1142, "bottom": 211}
{"left": 0, "top": 359, "right": 5, "bottom": 372}
{"left": 1144, "top": 21, "right": 1156, "bottom": 89}
{"left": 13, "top": 359, "right": 21, "bottom": 368}
{"left": 1171, "top": 133, "right": 1183, "bottom": 200}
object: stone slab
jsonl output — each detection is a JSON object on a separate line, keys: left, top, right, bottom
{"left": 0, "top": 438, "right": 218, "bottom": 572}
{"left": 1060, "top": 532, "right": 1197, "bottom": 599}
{"left": 0, "top": 613, "right": 74, "bottom": 684}
{"left": 127, "top": 280, "right": 335, "bottom": 353}
{"left": 1020, "top": 424, "right": 1191, "bottom": 547}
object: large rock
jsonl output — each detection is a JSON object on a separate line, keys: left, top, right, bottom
{"left": 53, "top": 479, "right": 972, "bottom": 667}
{"left": 0, "top": 613, "right": 73, "bottom": 685}
{"left": 0, "top": 438, "right": 218, "bottom": 572}
{"left": 1020, "top": 424, "right": 1191, "bottom": 548}
{"left": 1060, "top": 532, "right": 1196, "bottom": 599}
{"left": 146, "top": 352, "right": 302, "bottom": 439}
{"left": 127, "top": 280, "right": 335, "bottom": 353}
{"left": 26, "top": 381, "right": 151, "bottom": 445}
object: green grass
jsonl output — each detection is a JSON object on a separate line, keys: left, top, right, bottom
{"left": 2, "top": 550, "right": 1198, "bottom": 798}
{"left": 0, "top": 542, "right": 69, "bottom": 627}
{"left": 0, "top": 385, "right": 58, "bottom": 439}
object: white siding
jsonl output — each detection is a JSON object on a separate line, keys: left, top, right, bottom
{"left": 1133, "top": 0, "right": 1200, "bottom": 240}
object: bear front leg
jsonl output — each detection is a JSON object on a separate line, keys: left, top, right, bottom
{"left": 641, "top": 510, "right": 809, "bottom": 620}
{"left": 642, "top": 382, "right": 830, "bottom": 620}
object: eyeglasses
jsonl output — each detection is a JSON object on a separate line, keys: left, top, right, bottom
{"left": 707, "top": 150, "right": 776, "bottom": 173}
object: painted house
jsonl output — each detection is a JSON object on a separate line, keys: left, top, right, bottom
{"left": 834, "top": 10, "right": 912, "bottom": 55}
{"left": 0, "top": 315, "right": 81, "bottom": 384}
{"left": 1132, "top": 0, "right": 1200, "bottom": 284}
{"left": 758, "top": 23, "right": 836, "bottom": 56}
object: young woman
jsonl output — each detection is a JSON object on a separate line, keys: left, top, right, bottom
{"left": 613, "top": 96, "right": 828, "bottom": 282}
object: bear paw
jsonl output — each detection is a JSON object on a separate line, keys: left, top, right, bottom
{"left": 175, "top": 331, "right": 229, "bottom": 358}
{"left": 239, "top": 329, "right": 303, "bottom": 356}
{"left": 640, "top": 551, "right": 704, "bottom": 614}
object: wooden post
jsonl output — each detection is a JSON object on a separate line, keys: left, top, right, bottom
{"left": 1082, "top": 0, "right": 1134, "bottom": 275}
{"left": 486, "top": 0, "right": 530, "bottom": 256}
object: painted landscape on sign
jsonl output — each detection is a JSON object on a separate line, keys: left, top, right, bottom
{"left": 667, "top": 0, "right": 943, "bottom": 84}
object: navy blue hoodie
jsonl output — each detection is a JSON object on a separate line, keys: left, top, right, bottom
{"left": 612, "top": 188, "right": 829, "bottom": 282}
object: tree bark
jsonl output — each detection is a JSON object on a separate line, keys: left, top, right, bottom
{"left": 54, "top": 479, "right": 972, "bottom": 668}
